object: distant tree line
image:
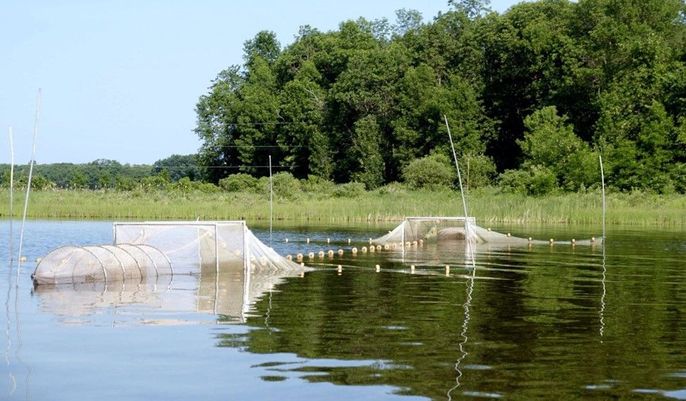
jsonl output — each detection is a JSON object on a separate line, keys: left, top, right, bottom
{"left": 194, "top": 0, "right": 686, "bottom": 194}
{"left": 0, "top": 155, "right": 200, "bottom": 191}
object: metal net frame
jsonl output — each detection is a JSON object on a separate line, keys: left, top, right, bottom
{"left": 32, "top": 244, "right": 171, "bottom": 285}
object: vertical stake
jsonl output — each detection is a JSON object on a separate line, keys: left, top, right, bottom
{"left": 269, "top": 154, "right": 273, "bottom": 246}
{"left": 18, "top": 89, "right": 41, "bottom": 284}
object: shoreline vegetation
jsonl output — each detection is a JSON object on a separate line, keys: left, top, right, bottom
{"left": 0, "top": 188, "right": 683, "bottom": 226}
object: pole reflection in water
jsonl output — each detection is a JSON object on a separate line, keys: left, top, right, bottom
{"left": 599, "top": 239, "right": 607, "bottom": 340}
{"left": 447, "top": 230, "right": 477, "bottom": 401}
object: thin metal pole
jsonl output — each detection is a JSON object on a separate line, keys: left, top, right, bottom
{"left": 269, "top": 155, "right": 273, "bottom": 246}
{"left": 17, "top": 89, "right": 41, "bottom": 283}
{"left": 599, "top": 154, "right": 606, "bottom": 243}
{"left": 444, "top": 115, "right": 469, "bottom": 218}
{"left": 8, "top": 127, "right": 15, "bottom": 263}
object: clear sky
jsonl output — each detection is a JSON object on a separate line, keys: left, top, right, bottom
{"left": 1, "top": 0, "right": 520, "bottom": 165}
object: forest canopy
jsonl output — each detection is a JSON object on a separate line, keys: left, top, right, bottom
{"left": 194, "top": 0, "right": 686, "bottom": 194}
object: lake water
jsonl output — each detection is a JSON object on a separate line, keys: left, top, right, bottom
{"left": 1, "top": 220, "right": 685, "bottom": 400}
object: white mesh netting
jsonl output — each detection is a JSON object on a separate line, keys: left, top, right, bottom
{"left": 372, "top": 217, "right": 479, "bottom": 246}
{"left": 33, "top": 221, "right": 304, "bottom": 286}
{"left": 32, "top": 244, "right": 171, "bottom": 285}
{"left": 372, "top": 217, "right": 601, "bottom": 248}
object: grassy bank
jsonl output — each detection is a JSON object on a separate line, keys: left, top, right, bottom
{"left": 0, "top": 188, "right": 683, "bottom": 226}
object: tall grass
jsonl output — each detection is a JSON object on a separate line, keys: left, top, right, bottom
{"left": 0, "top": 188, "right": 683, "bottom": 226}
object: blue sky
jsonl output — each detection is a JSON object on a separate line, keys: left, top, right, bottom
{"left": 1, "top": 0, "right": 520, "bottom": 165}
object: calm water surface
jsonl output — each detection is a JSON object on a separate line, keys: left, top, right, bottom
{"left": 1, "top": 220, "right": 685, "bottom": 400}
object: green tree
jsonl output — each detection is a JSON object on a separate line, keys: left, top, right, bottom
{"left": 277, "top": 61, "right": 332, "bottom": 179}
{"left": 519, "top": 106, "right": 596, "bottom": 191}
{"left": 243, "top": 30, "right": 281, "bottom": 66}
{"left": 195, "top": 66, "right": 245, "bottom": 183}
{"left": 351, "top": 116, "right": 385, "bottom": 189}
{"left": 153, "top": 154, "right": 201, "bottom": 182}
{"left": 402, "top": 153, "right": 456, "bottom": 189}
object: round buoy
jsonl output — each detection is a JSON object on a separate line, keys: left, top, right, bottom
{"left": 337, "top": 249, "right": 344, "bottom": 256}
{"left": 318, "top": 251, "right": 325, "bottom": 259}
{"left": 327, "top": 250, "right": 334, "bottom": 258}
{"left": 308, "top": 252, "right": 315, "bottom": 259}
{"left": 361, "top": 246, "right": 368, "bottom": 253}
{"left": 296, "top": 253, "right": 303, "bottom": 262}
{"left": 376, "top": 245, "right": 382, "bottom": 251}
{"left": 352, "top": 247, "right": 358, "bottom": 254}
{"left": 286, "top": 255, "right": 293, "bottom": 261}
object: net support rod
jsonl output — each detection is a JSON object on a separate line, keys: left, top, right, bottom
{"left": 444, "top": 115, "right": 469, "bottom": 218}
{"left": 599, "top": 154, "right": 606, "bottom": 243}
{"left": 401, "top": 220, "right": 406, "bottom": 261}
{"left": 17, "top": 89, "right": 41, "bottom": 284}
{"left": 269, "top": 155, "right": 273, "bottom": 246}
{"left": 8, "top": 126, "right": 15, "bottom": 264}
{"left": 215, "top": 224, "right": 219, "bottom": 276}
{"left": 242, "top": 223, "right": 252, "bottom": 318}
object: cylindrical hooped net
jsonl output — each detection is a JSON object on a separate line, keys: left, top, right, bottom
{"left": 33, "top": 244, "right": 171, "bottom": 285}
{"left": 33, "top": 221, "right": 304, "bottom": 286}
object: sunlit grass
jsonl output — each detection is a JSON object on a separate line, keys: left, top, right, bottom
{"left": 0, "top": 188, "right": 683, "bottom": 226}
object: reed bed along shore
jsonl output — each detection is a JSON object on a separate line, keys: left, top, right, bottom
{"left": 0, "top": 188, "right": 684, "bottom": 226}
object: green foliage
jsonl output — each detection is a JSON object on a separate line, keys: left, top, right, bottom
{"left": 301, "top": 175, "right": 336, "bottom": 194}
{"left": 351, "top": 116, "right": 385, "bottom": 189}
{"left": 499, "top": 165, "right": 558, "bottom": 196}
{"left": 153, "top": 154, "right": 201, "bottom": 182}
{"left": 402, "top": 153, "right": 456, "bottom": 189}
{"left": 189, "top": 0, "right": 686, "bottom": 194}
{"left": 519, "top": 106, "right": 597, "bottom": 191}
{"left": 332, "top": 182, "right": 366, "bottom": 198}
{"left": 219, "top": 173, "right": 259, "bottom": 192}
{"left": 261, "top": 172, "right": 302, "bottom": 199}
{"left": 459, "top": 154, "right": 496, "bottom": 189}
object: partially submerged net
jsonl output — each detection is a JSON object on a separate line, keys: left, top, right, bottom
{"left": 33, "top": 221, "right": 304, "bottom": 286}
{"left": 372, "top": 217, "right": 601, "bottom": 248}
{"left": 372, "top": 217, "right": 479, "bottom": 245}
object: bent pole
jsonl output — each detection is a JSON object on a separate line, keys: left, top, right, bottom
{"left": 444, "top": 115, "right": 469, "bottom": 218}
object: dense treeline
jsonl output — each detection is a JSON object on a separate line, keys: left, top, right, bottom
{"left": 195, "top": 0, "right": 686, "bottom": 194}
{"left": 0, "top": 155, "right": 199, "bottom": 190}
